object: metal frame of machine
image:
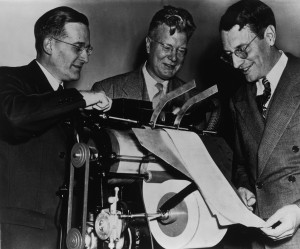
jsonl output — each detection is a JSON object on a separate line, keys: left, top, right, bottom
{"left": 61, "top": 81, "right": 229, "bottom": 249}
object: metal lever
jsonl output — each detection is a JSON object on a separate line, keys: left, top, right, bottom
{"left": 119, "top": 212, "right": 172, "bottom": 223}
{"left": 119, "top": 212, "right": 162, "bottom": 220}
{"left": 174, "top": 84, "right": 218, "bottom": 127}
{"left": 150, "top": 80, "right": 196, "bottom": 128}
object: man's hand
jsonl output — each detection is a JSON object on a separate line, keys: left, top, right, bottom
{"left": 80, "top": 90, "right": 112, "bottom": 112}
{"left": 260, "top": 204, "right": 300, "bottom": 240}
{"left": 237, "top": 187, "right": 256, "bottom": 211}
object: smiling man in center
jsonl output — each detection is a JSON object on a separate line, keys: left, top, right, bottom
{"left": 92, "top": 5, "right": 196, "bottom": 117}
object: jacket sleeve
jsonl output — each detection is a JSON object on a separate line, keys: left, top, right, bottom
{"left": 91, "top": 80, "right": 105, "bottom": 92}
{"left": 92, "top": 78, "right": 115, "bottom": 99}
{"left": 0, "top": 73, "right": 86, "bottom": 141}
{"left": 230, "top": 98, "right": 253, "bottom": 191}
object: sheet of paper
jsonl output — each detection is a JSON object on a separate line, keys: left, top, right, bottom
{"left": 132, "top": 128, "right": 266, "bottom": 228}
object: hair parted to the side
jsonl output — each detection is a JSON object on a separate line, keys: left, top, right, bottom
{"left": 219, "top": 0, "right": 276, "bottom": 39}
{"left": 148, "top": 5, "right": 196, "bottom": 41}
{"left": 34, "top": 6, "right": 89, "bottom": 55}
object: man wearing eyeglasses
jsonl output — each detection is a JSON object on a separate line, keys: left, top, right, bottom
{"left": 220, "top": 0, "right": 300, "bottom": 248}
{"left": 92, "top": 5, "right": 196, "bottom": 118}
{"left": 0, "top": 6, "right": 112, "bottom": 249}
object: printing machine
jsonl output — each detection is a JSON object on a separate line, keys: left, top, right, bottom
{"left": 60, "top": 81, "right": 233, "bottom": 249}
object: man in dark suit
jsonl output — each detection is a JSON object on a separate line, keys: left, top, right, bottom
{"left": 0, "top": 6, "right": 112, "bottom": 249}
{"left": 219, "top": 0, "right": 300, "bottom": 248}
{"left": 92, "top": 5, "right": 196, "bottom": 115}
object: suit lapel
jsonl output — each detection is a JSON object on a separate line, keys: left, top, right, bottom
{"left": 23, "top": 61, "right": 69, "bottom": 141}
{"left": 258, "top": 63, "right": 300, "bottom": 177}
{"left": 235, "top": 83, "right": 265, "bottom": 144}
{"left": 120, "top": 65, "right": 148, "bottom": 100}
{"left": 26, "top": 60, "right": 54, "bottom": 94}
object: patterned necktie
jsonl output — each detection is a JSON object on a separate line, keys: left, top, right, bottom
{"left": 152, "top": 83, "right": 164, "bottom": 109}
{"left": 256, "top": 77, "right": 271, "bottom": 119}
{"left": 152, "top": 83, "right": 166, "bottom": 122}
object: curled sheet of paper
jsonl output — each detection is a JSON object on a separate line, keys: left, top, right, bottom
{"left": 132, "top": 128, "right": 266, "bottom": 228}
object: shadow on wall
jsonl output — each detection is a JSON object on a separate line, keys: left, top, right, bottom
{"left": 132, "top": 39, "right": 148, "bottom": 70}
{"left": 192, "top": 36, "right": 246, "bottom": 149}
{"left": 192, "top": 36, "right": 243, "bottom": 96}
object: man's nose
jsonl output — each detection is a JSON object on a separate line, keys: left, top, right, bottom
{"left": 79, "top": 50, "right": 89, "bottom": 63}
{"left": 232, "top": 54, "right": 244, "bottom": 69}
{"left": 168, "top": 49, "right": 177, "bottom": 61}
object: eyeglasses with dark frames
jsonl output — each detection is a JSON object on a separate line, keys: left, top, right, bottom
{"left": 148, "top": 37, "right": 187, "bottom": 59}
{"left": 52, "top": 37, "right": 93, "bottom": 56}
{"left": 220, "top": 34, "right": 258, "bottom": 64}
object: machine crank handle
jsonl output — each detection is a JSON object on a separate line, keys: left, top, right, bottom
{"left": 119, "top": 212, "right": 169, "bottom": 221}
{"left": 119, "top": 210, "right": 174, "bottom": 221}
{"left": 120, "top": 210, "right": 181, "bottom": 225}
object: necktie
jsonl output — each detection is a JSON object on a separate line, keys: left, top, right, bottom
{"left": 57, "top": 84, "right": 64, "bottom": 91}
{"left": 256, "top": 77, "right": 271, "bottom": 119}
{"left": 152, "top": 83, "right": 164, "bottom": 109}
{"left": 152, "top": 83, "right": 166, "bottom": 122}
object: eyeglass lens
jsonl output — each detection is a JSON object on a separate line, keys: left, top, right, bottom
{"left": 150, "top": 38, "right": 186, "bottom": 58}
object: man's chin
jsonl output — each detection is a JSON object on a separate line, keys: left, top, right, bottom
{"left": 161, "top": 72, "right": 176, "bottom": 80}
{"left": 68, "top": 73, "right": 81, "bottom": 82}
{"left": 244, "top": 73, "right": 258, "bottom": 83}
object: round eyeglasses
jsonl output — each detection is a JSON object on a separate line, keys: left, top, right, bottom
{"left": 52, "top": 37, "right": 93, "bottom": 56}
{"left": 148, "top": 37, "right": 187, "bottom": 59}
{"left": 220, "top": 35, "right": 258, "bottom": 64}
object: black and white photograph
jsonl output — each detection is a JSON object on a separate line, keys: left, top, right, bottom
{"left": 1, "top": 0, "right": 300, "bottom": 249}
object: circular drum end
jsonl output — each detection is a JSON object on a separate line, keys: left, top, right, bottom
{"left": 71, "top": 143, "right": 90, "bottom": 168}
{"left": 66, "top": 228, "right": 84, "bottom": 249}
{"left": 158, "top": 192, "right": 188, "bottom": 237}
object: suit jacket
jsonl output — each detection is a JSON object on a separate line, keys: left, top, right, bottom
{"left": 92, "top": 64, "right": 190, "bottom": 110}
{"left": 0, "top": 60, "right": 85, "bottom": 248}
{"left": 231, "top": 54, "right": 300, "bottom": 248}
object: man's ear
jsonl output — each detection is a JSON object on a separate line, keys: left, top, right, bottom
{"left": 145, "top": 36, "right": 151, "bottom": 54}
{"left": 43, "top": 37, "right": 53, "bottom": 55}
{"left": 264, "top": 25, "right": 276, "bottom": 46}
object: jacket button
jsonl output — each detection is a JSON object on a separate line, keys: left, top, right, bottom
{"left": 292, "top": 146, "right": 299, "bottom": 152}
{"left": 59, "top": 152, "right": 66, "bottom": 159}
{"left": 256, "top": 182, "right": 263, "bottom": 189}
{"left": 288, "top": 175, "right": 296, "bottom": 182}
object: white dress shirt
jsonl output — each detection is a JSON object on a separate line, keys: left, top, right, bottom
{"left": 256, "top": 51, "right": 288, "bottom": 108}
{"left": 36, "top": 60, "right": 64, "bottom": 91}
{"left": 142, "top": 62, "right": 168, "bottom": 101}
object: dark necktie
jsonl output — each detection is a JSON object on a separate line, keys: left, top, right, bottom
{"left": 57, "top": 84, "right": 64, "bottom": 91}
{"left": 152, "top": 83, "right": 164, "bottom": 109}
{"left": 256, "top": 77, "right": 271, "bottom": 119}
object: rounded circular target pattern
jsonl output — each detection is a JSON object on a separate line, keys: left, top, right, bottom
{"left": 143, "top": 180, "right": 200, "bottom": 249}
{"left": 66, "top": 228, "right": 84, "bottom": 249}
{"left": 143, "top": 179, "right": 227, "bottom": 249}
{"left": 71, "top": 143, "right": 90, "bottom": 168}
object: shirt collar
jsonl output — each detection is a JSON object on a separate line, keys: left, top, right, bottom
{"left": 35, "top": 60, "right": 63, "bottom": 91}
{"left": 142, "top": 62, "right": 168, "bottom": 92}
{"left": 256, "top": 51, "right": 288, "bottom": 96}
